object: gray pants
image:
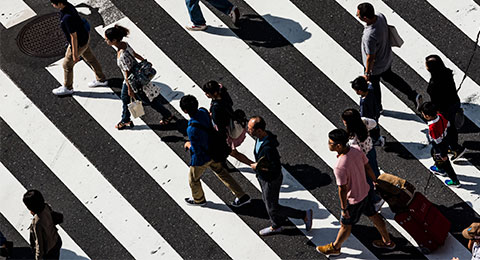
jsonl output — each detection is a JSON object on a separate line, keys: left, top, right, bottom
{"left": 258, "top": 174, "right": 305, "bottom": 228}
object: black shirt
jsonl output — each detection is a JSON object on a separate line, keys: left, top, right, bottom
{"left": 60, "top": 3, "right": 89, "bottom": 47}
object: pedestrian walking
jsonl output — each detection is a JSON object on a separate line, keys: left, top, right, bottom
{"left": 23, "top": 190, "right": 62, "bottom": 260}
{"left": 185, "top": 0, "right": 240, "bottom": 31}
{"left": 341, "top": 108, "right": 384, "bottom": 211}
{"left": 425, "top": 54, "right": 466, "bottom": 161}
{"left": 104, "top": 25, "right": 174, "bottom": 129}
{"left": 246, "top": 116, "right": 313, "bottom": 236}
{"left": 180, "top": 95, "right": 251, "bottom": 206}
{"left": 50, "top": 0, "right": 107, "bottom": 96}
{"left": 419, "top": 102, "right": 461, "bottom": 187}
{"left": 201, "top": 80, "right": 253, "bottom": 165}
{"left": 357, "top": 2, "right": 422, "bottom": 111}
{"left": 351, "top": 76, "right": 384, "bottom": 146}
{"left": 316, "top": 129, "right": 394, "bottom": 256}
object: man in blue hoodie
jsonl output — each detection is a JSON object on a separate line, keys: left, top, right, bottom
{"left": 247, "top": 116, "right": 313, "bottom": 235}
{"left": 180, "top": 95, "right": 251, "bottom": 206}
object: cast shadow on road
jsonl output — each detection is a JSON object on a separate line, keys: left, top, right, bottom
{"left": 204, "top": 14, "right": 311, "bottom": 48}
{"left": 6, "top": 247, "right": 88, "bottom": 260}
{"left": 381, "top": 109, "right": 425, "bottom": 124}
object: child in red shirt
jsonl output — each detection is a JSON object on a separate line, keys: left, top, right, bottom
{"left": 419, "top": 102, "right": 460, "bottom": 187}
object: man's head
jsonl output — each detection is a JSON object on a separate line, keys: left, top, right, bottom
{"left": 180, "top": 95, "right": 199, "bottom": 117}
{"left": 418, "top": 102, "right": 437, "bottom": 121}
{"left": 328, "top": 129, "right": 349, "bottom": 152}
{"left": 247, "top": 116, "right": 266, "bottom": 139}
{"left": 357, "top": 3, "right": 375, "bottom": 22}
{"left": 23, "top": 190, "right": 45, "bottom": 215}
{"left": 51, "top": 0, "right": 68, "bottom": 9}
{"left": 351, "top": 76, "right": 369, "bottom": 96}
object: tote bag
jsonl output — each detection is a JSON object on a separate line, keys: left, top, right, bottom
{"left": 388, "top": 25, "right": 404, "bottom": 48}
{"left": 128, "top": 98, "right": 145, "bottom": 118}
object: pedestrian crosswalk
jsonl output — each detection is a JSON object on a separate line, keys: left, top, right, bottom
{"left": 0, "top": 0, "right": 479, "bottom": 259}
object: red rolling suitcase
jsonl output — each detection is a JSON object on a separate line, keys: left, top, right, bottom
{"left": 394, "top": 192, "right": 451, "bottom": 254}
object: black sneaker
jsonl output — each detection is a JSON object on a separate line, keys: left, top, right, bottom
{"left": 185, "top": 197, "right": 207, "bottom": 206}
{"left": 231, "top": 194, "right": 251, "bottom": 207}
{"left": 451, "top": 147, "right": 466, "bottom": 162}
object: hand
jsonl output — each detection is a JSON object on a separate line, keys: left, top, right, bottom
{"left": 128, "top": 87, "right": 135, "bottom": 98}
{"left": 250, "top": 162, "right": 257, "bottom": 170}
{"left": 363, "top": 74, "right": 370, "bottom": 81}
{"left": 441, "top": 156, "right": 448, "bottom": 161}
{"left": 451, "top": 257, "right": 459, "bottom": 260}
{"left": 341, "top": 209, "right": 350, "bottom": 219}
{"left": 184, "top": 141, "right": 191, "bottom": 150}
{"left": 73, "top": 54, "right": 80, "bottom": 63}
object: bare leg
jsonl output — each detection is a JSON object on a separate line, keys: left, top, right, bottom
{"left": 333, "top": 224, "right": 352, "bottom": 249}
{"left": 369, "top": 213, "right": 391, "bottom": 243}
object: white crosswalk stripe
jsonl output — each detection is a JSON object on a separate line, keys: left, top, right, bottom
{"left": 0, "top": 0, "right": 479, "bottom": 259}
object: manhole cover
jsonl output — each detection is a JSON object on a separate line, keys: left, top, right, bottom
{"left": 16, "top": 13, "right": 68, "bottom": 58}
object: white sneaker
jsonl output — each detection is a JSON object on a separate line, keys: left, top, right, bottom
{"left": 186, "top": 24, "right": 207, "bottom": 31}
{"left": 52, "top": 86, "right": 74, "bottom": 96}
{"left": 88, "top": 80, "right": 108, "bottom": 88}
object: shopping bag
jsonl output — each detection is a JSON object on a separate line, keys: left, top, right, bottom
{"left": 128, "top": 98, "right": 145, "bottom": 118}
{"left": 388, "top": 25, "right": 404, "bottom": 47}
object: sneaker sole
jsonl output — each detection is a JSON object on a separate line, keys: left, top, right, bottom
{"left": 429, "top": 169, "right": 447, "bottom": 177}
{"left": 231, "top": 197, "right": 251, "bottom": 207}
{"left": 315, "top": 247, "right": 340, "bottom": 256}
{"left": 185, "top": 201, "right": 207, "bottom": 206}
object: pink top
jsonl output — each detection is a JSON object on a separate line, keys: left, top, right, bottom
{"left": 334, "top": 145, "right": 370, "bottom": 205}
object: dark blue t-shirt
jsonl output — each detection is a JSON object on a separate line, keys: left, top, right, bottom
{"left": 60, "top": 3, "right": 88, "bottom": 47}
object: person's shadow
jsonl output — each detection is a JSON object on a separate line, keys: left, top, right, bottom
{"left": 204, "top": 14, "right": 311, "bottom": 48}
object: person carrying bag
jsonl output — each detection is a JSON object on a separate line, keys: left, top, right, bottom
{"left": 104, "top": 25, "right": 174, "bottom": 130}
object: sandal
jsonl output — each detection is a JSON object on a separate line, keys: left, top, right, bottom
{"left": 115, "top": 121, "right": 134, "bottom": 130}
{"left": 159, "top": 116, "right": 175, "bottom": 125}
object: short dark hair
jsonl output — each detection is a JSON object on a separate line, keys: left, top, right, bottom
{"left": 358, "top": 3, "right": 375, "bottom": 19}
{"left": 201, "top": 80, "right": 221, "bottom": 95}
{"left": 105, "top": 25, "right": 129, "bottom": 42}
{"left": 180, "top": 95, "right": 199, "bottom": 116}
{"left": 328, "top": 129, "right": 349, "bottom": 146}
{"left": 51, "top": 0, "right": 68, "bottom": 5}
{"left": 23, "top": 190, "right": 45, "bottom": 214}
{"left": 250, "top": 116, "right": 266, "bottom": 131}
{"left": 351, "top": 76, "right": 369, "bottom": 92}
{"left": 419, "top": 101, "right": 437, "bottom": 117}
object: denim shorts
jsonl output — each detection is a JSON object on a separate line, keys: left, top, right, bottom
{"left": 340, "top": 195, "right": 376, "bottom": 225}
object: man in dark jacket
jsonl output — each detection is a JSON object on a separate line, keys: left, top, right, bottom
{"left": 247, "top": 116, "right": 312, "bottom": 235}
{"left": 180, "top": 95, "right": 251, "bottom": 206}
{"left": 50, "top": 0, "right": 107, "bottom": 96}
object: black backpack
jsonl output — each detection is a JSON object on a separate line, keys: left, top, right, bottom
{"left": 190, "top": 120, "right": 231, "bottom": 163}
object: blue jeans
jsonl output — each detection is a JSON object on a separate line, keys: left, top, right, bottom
{"left": 121, "top": 82, "right": 172, "bottom": 123}
{"left": 186, "top": 0, "right": 233, "bottom": 26}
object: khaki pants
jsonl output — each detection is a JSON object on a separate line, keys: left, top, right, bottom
{"left": 189, "top": 160, "right": 245, "bottom": 203}
{"left": 63, "top": 40, "right": 106, "bottom": 89}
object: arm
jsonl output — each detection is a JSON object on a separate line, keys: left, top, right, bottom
{"left": 338, "top": 184, "right": 350, "bottom": 218}
{"left": 364, "top": 54, "right": 376, "bottom": 81}
{"left": 468, "top": 239, "right": 474, "bottom": 251}
{"left": 365, "top": 163, "right": 377, "bottom": 183}
{"left": 124, "top": 71, "right": 135, "bottom": 98}
{"left": 70, "top": 32, "right": 79, "bottom": 62}
{"left": 133, "top": 50, "right": 145, "bottom": 61}
{"left": 33, "top": 223, "right": 44, "bottom": 260}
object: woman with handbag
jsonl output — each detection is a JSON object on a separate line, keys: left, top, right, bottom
{"left": 104, "top": 25, "right": 174, "bottom": 129}
{"left": 425, "top": 55, "right": 466, "bottom": 161}
{"left": 23, "top": 190, "right": 62, "bottom": 260}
